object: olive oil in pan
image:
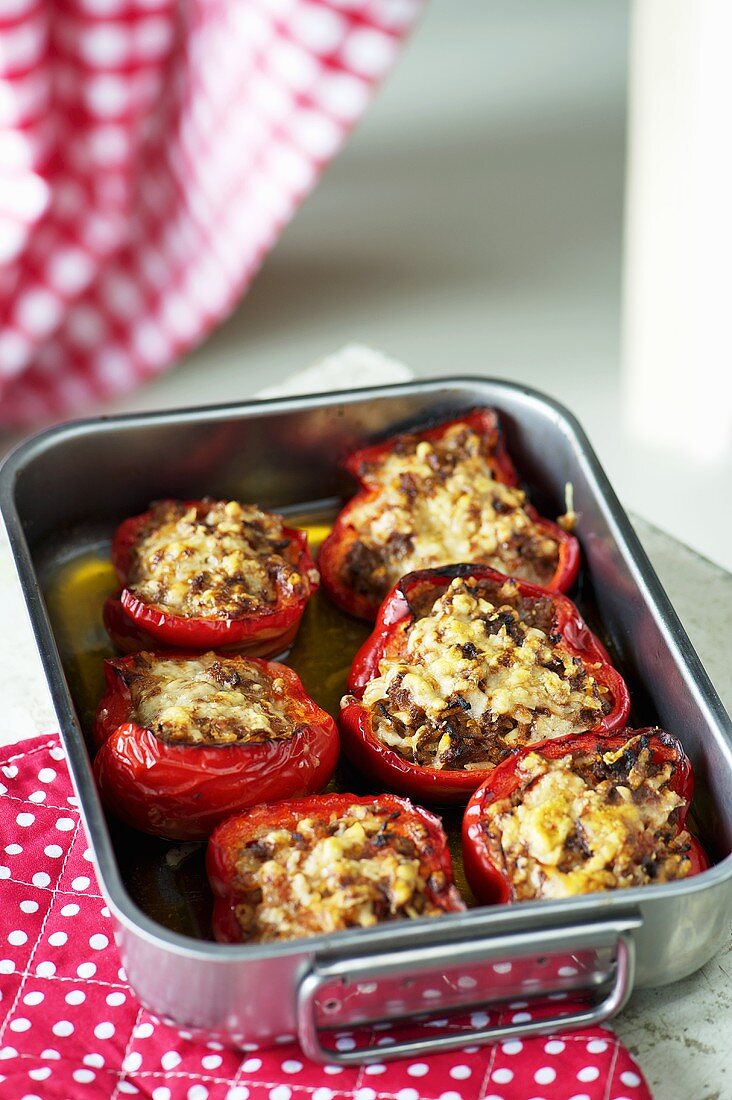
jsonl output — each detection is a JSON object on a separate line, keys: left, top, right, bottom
{"left": 284, "top": 512, "right": 371, "bottom": 717}
{"left": 41, "top": 547, "right": 214, "bottom": 935}
{"left": 39, "top": 510, "right": 368, "bottom": 744}
{"left": 39, "top": 510, "right": 384, "bottom": 936}
{"left": 42, "top": 548, "right": 118, "bottom": 741}
{"left": 40, "top": 505, "right": 664, "bottom": 937}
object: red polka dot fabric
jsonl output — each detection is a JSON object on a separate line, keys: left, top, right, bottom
{"left": 0, "top": 0, "right": 422, "bottom": 427}
{"left": 0, "top": 735, "right": 654, "bottom": 1100}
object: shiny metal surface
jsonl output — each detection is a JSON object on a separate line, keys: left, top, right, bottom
{"left": 296, "top": 917, "right": 640, "bottom": 1063}
{"left": 1, "top": 378, "right": 731, "bottom": 1061}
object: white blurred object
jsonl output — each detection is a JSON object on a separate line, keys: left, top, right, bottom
{"left": 623, "top": 0, "right": 732, "bottom": 463}
{"left": 255, "top": 343, "right": 414, "bottom": 397}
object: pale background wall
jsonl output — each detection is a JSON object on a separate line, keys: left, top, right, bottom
{"left": 36, "top": 1, "right": 732, "bottom": 569}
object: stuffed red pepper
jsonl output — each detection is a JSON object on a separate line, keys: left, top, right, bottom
{"left": 93, "top": 651, "right": 339, "bottom": 840}
{"left": 319, "top": 410, "right": 579, "bottom": 620}
{"left": 339, "top": 565, "right": 629, "bottom": 804}
{"left": 103, "top": 499, "right": 318, "bottom": 657}
{"left": 207, "top": 792, "right": 465, "bottom": 943}
{"left": 462, "top": 729, "right": 708, "bottom": 904}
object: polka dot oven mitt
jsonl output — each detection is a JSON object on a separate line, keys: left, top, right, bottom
{"left": 0, "top": 0, "right": 423, "bottom": 427}
{"left": 0, "top": 734, "right": 653, "bottom": 1099}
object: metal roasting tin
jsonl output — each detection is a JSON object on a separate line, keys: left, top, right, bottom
{"left": 1, "top": 378, "right": 731, "bottom": 1063}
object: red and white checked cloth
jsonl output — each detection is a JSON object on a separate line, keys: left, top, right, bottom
{"left": 0, "top": 734, "right": 654, "bottom": 1100}
{"left": 0, "top": 0, "right": 422, "bottom": 427}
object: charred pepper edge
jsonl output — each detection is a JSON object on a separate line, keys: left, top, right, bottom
{"left": 461, "top": 728, "right": 710, "bottom": 905}
{"left": 346, "top": 563, "right": 621, "bottom": 693}
{"left": 318, "top": 409, "right": 581, "bottom": 621}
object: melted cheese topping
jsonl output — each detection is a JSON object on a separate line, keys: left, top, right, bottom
{"left": 482, "top": 738, "right": 693, "bottom": 899}
{"left": 357, "top": 578, "right": 610, "bottom": 770}
{"left": 127, "top": 500, "right": 317, "bottom": 619}
{"left": 343, "top": 423, "right": 559, "bottom": 600}
{"left": 231, "top": 802, "right": 447, "bottom": 942}
{"left": 123, "top": 652, "right": 294, "bottom": 745}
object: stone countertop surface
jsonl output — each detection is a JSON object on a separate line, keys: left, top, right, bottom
{"left": 0, "top": 509, "right": 729, "bottom": 1099}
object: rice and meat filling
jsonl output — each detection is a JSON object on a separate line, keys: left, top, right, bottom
{"left": 343, "top": 422, "right": 560, "bottom": 599}
{"left": 229, "top": 803, "right": 447, "bottom": 942}
{"left": 123, "top": 652, "right": 294, "bottom": 746}
{"left": 126, "top": 499, "right": 315, "bottom": 619}
{"left": 358, "top": 577, "right": 612, "bottom": 770}
{"left": 480, "top": 737, "right": 694, "bottom": 899}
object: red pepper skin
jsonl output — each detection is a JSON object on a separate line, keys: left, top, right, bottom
{"left": 462, "top": 729, "right": 709, "bottom": 905}
{"left": 102, "top": 592, "right": 303, "bottom": 659}
{"left": 206, "top": 792, "right": 466, "bottom": 944}
{"left": 104, "top": 502, "right": 317, "bottom": 657}
{"left": 339, "top": 564, "right": 630, "bottom": 805}
{"left": 93, "top": 655, "right": 339, "bottom": 841}
{"left": 319, "top": 410, "right": 580, "bottom": 621}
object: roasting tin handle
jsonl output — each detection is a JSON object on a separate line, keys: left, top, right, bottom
{"left": 296, "top": 916, "right": 640, "bottom": 1064}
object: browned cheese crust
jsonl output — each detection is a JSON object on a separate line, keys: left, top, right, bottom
{"left": 343, "top": 423, "right": 559, "bottom": 601}
{"left": 229, "top": 803, "right": 448, "bottom": 942}
{"left": 354, "top": 577, "right": 611, "bottom": 771}
{"left": 481, "top": 736, "right": 694, "bottom": 899}
{"left": 121, "top": 652, "right": 296, "bottom": 746}
{"left": 127, "top": 500, "right": 316, "bottom": 619}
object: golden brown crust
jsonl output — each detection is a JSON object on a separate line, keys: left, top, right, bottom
{"left": 230, "top": 803, "right": 447, "bottom": 942}
{"left": 482, "top": 737, "right": 694, "bottom": 899}
{"left": 122, "top": 652, "right": 295, "bottom": 746}
{"left": 127, "top": 500, "right": 315, "bottom": 619}
{"left": 357, "top": 577, "right": 610, "bottom": 770}
{"left": 343, "top": 424, "right": 559, "bottom": 600}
